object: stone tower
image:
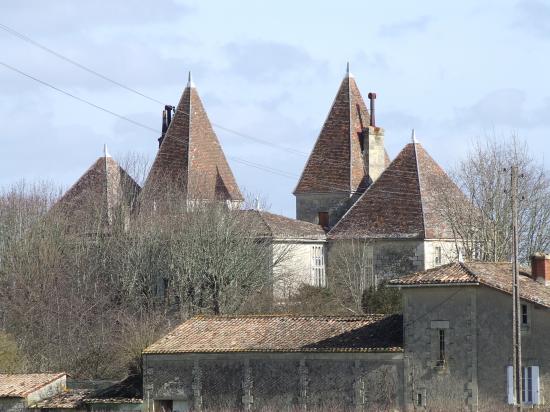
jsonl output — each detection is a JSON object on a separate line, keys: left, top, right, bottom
{"left": 294, "top": 66, "right": 388, "bottom": 229}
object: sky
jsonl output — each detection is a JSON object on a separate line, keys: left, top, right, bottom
{"left": 1, "top": 0, "right": 549, "bottom": 217}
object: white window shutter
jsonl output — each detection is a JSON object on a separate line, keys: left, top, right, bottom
{"left": 507, "top": 365, "right": 515, "bottom": 405}
{"left": 532, "top": 366, "right": 540, "bottom": 405}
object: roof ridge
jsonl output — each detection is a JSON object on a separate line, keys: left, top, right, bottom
{"left": 192, "top": 313, "right": 390, "bottom": 320}
{"left": 412, "top": 142, "right": 427, "bottom": 238}
{"left": 328, "top": 144, "right": 404, "bottom": 237}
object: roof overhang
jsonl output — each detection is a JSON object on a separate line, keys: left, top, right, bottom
{"left": 388, "top": 282, "right": 479, "bottom": 288}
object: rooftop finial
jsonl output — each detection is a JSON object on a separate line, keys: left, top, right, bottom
{"left": 411, "top": 129, "right": 418, "bottom": 144}
{"left": 187, "top": 71, "right": 195, "bottom": 88}
{"left": 103, "top": 144, "right": 111, "bottom": 158}
{"left": 345, "top": 62, "right": 354, "bottom": 78}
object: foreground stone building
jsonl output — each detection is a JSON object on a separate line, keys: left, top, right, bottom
{"left": 142, "top": 254, "right": 550, "bottom": 411}
{"left": 142, "top": 314, "right": 404, "bottom": 411}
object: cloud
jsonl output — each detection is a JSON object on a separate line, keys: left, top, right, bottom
{"left": 378, "top": 16, "right": 431, "bottom": 37}
{"left": 222, "top": 41, "right": 328, "bottom": 82}
{"left": 454, "top": 89, "right": 528, "bottom": 128}
{"left": 452, "top": 89, "right": 550, "bottom": 130}
{"left": 514, "top": 0, "right": 550, "bottom": 37}
{"left": 1, "top": 1, "right": 193, "bottom": 34}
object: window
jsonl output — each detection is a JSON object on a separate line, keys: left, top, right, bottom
{"left": 434, "top": 246, "right": 442, "bottom": 265}
{"left": 318, "top": 212, "right": 329, "bottom": 228}
{"left": 416, "top": 392, "right": 423, "bottom": 406}
{"left": 521, "top": 304, "right": 528, "bottom": 327}
{"left": 507, "top": 365, "right": 540, "bottom": 405}
{"left": 436, "top": 329, "right": 446, "bottom": 367}
{"left": 311, "top": 246, "right": 325, "bottom": 287}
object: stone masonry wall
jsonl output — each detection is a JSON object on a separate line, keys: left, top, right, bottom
{"left": 143, "top": 352, "right": 403, "bottom": 411}
{"left": 402, "top": 286, "right": 475, "bottom": 411}
{"left": 295, "top": 192, "right": 355, "bottom": 228}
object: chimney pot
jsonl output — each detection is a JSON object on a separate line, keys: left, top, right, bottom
{"left": 530, "top": 253, "right": 550, "bottom": 286}
{"left": 367, "top": 92, "right": 377, "bottom": 127}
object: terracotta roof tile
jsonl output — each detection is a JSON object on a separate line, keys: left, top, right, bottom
{"left": 295, "top": 75, "right": 389, "bottom": 195}
{"left": 30, "top": 390, "right": 91, "bottom": 408}
{"left": 51, "top": 156, "right": 140, "bottom": 228}
{"left": 390, "top": 261, "right": 550, "bottom": 309}
{"left": 328, "top": 143, "right": 466, "bottom": 239}
{"left": 240, "top": 210, "right": 326, "bottom": 240}
{"left": 140, "top": 82, "right": 242, "bottom": 207}
{"left": 143, "top": 314, "right": 403, "bottom": 354}
{"left": 0, "top": 373, "right": 66, "bottom": 398}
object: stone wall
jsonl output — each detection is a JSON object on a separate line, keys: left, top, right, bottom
{"left": 401, "top": 284, "right": 550, "bottom": 411}
{"left": 272, "top": 240, "right": 326, "bottom": 298}
{"left": 402, "top": 286, "right": 475, "bottom": 411}
{"left": 295, "top": 192, "right": 357, "bottom": 228}
{"left": 143, "top": 352, "right": 403, "bottom": 411}
{"left": 327, "top": 239, "right": 425, "bottom": 287}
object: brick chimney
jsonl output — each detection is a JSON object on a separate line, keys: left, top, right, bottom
{"left": 530, "top": 253, "right": 550, "bottom": 285}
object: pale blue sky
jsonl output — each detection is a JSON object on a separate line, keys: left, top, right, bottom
{"left": 1, "top": 0, "right": 549, "bottom": 216}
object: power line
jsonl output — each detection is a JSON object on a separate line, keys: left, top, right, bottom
{"left": 0, "top": 60, "right": 306, "bottom": 185}
{"left": 1, "top": 58, "right": 422, "bottom": 196}
{"left": 0, "top": 22, "right": 307, "bottom": 157}
{"left": 0, "top": 61, "right": 159, "bottom": 133}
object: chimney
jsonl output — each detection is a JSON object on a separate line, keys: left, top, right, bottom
{"left": 158, "top": 109, "right": 168, "bottom": 148}
{"left": 530, "top": 253, "right": 550, "bottom": 285}
{"left": 165, "top": 105, "right": 173, "bottom": 126}
{"left": 367, "top": 92, "right": 376, "bottom": 127}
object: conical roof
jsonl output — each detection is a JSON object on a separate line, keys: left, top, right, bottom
{"left": 140, "top": 75, "right": 243, "bottom": 208}
{"left": 328, "top": 142, "right": 466, "bottom": 239}
{"left": 294, "top": 73, "right": 389, "bottom": 195}
{"left": 52, "top": 152, "right": 141, "bottom": 228}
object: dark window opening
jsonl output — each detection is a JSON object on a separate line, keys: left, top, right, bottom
{"left": 318, "top": 212, "right": 329, "bottom": 228}
{"left": 521, "top": 304, "right": 528, "bottom": 326}
{"left": 436, "top": 329, "right": 446, "bottom": 366}
{"left": 416, "top": 392, "right": 423, "bottom": 406}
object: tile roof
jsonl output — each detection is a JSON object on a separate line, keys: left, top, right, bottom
{"left": 0, "top": 373, "right": 66, "bottom": 398}
{"left": 140, "top": 79, "right": 243, "bottom": 208}
{"left": 143, "top": 314, "right": 403, "bottom": 354}
{"left": 51, "top": 155, "right": 140, "bottom": 228}
{"left": 294, "top": 74, "right": 389, "bottom": 195}
{"left": 328, "top": 143, "right": 466, "bottom": 239}
{"left": 240, "top": 210, "right": 326, "bottom": 240}
{"left": 30, "top": 390, "right": 91, "bottom": 408}
{"left": 390, "top": 261, "right": 550, "bottom": 309}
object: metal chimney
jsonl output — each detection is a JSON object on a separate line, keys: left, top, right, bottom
{"left": 368, "top": 92, "right": 377, "bottom": 127}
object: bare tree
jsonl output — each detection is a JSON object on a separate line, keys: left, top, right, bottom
{"left": 442, "top": 135, "right": 550, "bottom": 263}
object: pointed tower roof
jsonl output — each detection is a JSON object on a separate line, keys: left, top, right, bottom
{"left": 294, "top": 72, "right": 368, "bottom": 194}
{"left": 328, "top": 141, "right": 467, "bottom": 240}
{"left": 294, "top": 70, "right": 389, "bottom": 195}
{"left": 140, "top": 75, "right": 242, "bottom": 207}
{"left": 51, "top": 150, "right": 141, "bottom": 229}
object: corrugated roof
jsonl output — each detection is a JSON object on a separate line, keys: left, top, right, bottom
{"left": 329, "top": 143, "right": 466, "bottom": 239}
{"left": 0, "top": 373, "right": 66, "bottom": 398}
{"left": 143, "top": 314, "right": 403, "bottom": 354}
{"left": 390, "top": 261, "right": 550, "bottom": 309}
{"left": 140, "top": 79, "right": 242, "bottom": 207}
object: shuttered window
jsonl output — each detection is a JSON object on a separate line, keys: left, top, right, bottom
{"left": 507, "top": 365, "right": 540, "bottom": 405}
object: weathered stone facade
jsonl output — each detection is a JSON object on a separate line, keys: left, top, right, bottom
{"left": 393, "top": 261, "right": 550, "bottom": 410}
{"left": 143, "top": 352, "right": 404, "bottom": 411}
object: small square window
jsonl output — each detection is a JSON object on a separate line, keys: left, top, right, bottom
{"left": 521, "top": 304, "right": 528, "bottom": 326}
